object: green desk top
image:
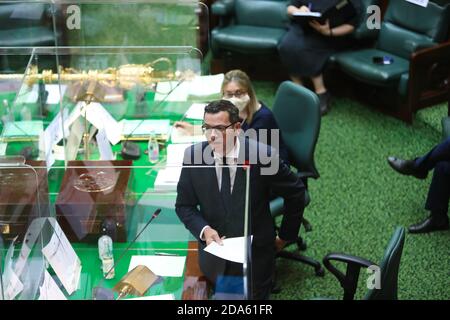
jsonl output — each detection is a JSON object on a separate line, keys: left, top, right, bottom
{"left": 0, "top": 88, "right": 205, "bottom": 300}
{"left": 71, "top": 241, "right": 188, "bottom": 300}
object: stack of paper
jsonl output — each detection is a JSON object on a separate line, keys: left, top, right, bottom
{"left": 154, "top": 167, "right": 182, "bottom": 190}
{"left": 154, "top": 81, "right": 190, "bottom": 102}
{"left": 187, "top": 74, "right": 224, "bottom": 101}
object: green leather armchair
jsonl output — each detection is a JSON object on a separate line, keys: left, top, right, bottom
{"left": 210, "top": 0, "right": 289, "bottom": 57}
{"left": 323, "top": 227, "right": 406, "bottom": 300}
{"left": 0, "top": 3, "right": 61, "bottom": 72}
{"left": 332, "top": 1, "right": 450, "bottom": 123}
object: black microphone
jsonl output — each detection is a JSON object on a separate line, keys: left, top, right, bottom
{"left": 93, "top": 208, "right": 162, "bottom": 300}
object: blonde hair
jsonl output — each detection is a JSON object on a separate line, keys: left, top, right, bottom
{"left": 222, "top": 69, "right": 259, "bottom": 124}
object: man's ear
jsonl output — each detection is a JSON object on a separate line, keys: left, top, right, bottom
{"left": 235, "top": 122, "right": 241, "bottom": 130}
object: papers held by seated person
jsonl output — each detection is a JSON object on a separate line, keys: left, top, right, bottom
{"left": 293, "top": 0, "right": 357, "bottom": 26}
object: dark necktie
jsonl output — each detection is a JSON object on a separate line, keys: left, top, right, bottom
{"left": 221, "top": 157, "right": 232, "bottom": 212}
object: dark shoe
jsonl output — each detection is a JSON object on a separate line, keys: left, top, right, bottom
{"left": 318, "top": 92, "right": 331, "bottom": 116}
{"left": 408, "top": 216, "right": 449, "bottom": 234}
{"left": 387, "top": 156, "right": 428, "bottom": 179}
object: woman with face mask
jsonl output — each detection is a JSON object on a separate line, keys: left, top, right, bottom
{"left": 174, "top": 69, "right": 289, "bottom": 164}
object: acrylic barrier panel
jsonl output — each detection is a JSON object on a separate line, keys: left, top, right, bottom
{"left": 51, "top": 0, "right": 209, "bottom": 53}
{"left": 0, "top": 156, "right": 53, "bottom": 300}
{"left": 0, "top": 46, "right": 226, "bottom": 164}
{"left": 0, "top": 2, "right": 59, "bottom": 71}
{"left": 41, "top": 163, "right": 251, "bottom": 300}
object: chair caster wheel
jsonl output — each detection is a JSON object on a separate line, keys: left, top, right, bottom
{"left": 315, "top": 268, "right": 325, "bottom": 277}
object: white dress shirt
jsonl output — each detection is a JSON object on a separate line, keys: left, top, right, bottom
{"left": 200, "top": 139, "right": 240, "bottom": 240}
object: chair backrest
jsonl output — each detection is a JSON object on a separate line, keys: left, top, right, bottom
{"left": 272, "top": 81, "right": 320, "bottom": 178}
{"left": 234, "top": 0, "right": 289, "bottom": 29}
{"left": 364, "top": 227, "right": 406, "bottom": 300}
{"left": 377, "top": 1, "right": 450, "bottom": 59}
{"left": 352, "top": 0, "right": 382, "bottom": 41}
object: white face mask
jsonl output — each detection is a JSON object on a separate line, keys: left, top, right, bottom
{"left": 225, "top": 95, "right": 250, "bottom": 112}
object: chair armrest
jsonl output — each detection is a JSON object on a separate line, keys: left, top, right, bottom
{"left": 323, "top": 253, "right": 377, "bottom": 300}
{"left": 405, "top": 39, "right": 437, "bottom": 53}
{"left": 211, "top": 0, "right": 235, "bottom": 16}
{"left": 408, "top": 40, "right": 450, "bottom": 113}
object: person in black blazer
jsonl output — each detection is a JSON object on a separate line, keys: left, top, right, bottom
{"left": 388, "top": 137, "right": 450, "bottom": 234}
{"left": 175, "top": 100, "right": 305, "bottom": 300}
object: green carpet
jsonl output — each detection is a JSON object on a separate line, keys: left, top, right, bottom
{"left": 253, "top": 80, "right": 450, "bottom": 300}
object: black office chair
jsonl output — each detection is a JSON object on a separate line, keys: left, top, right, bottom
{"left": 322, "top": 226, "right": 406, "bottom": 300}
{"left": 270, "top": 81, "right": 324, "bottom": 286}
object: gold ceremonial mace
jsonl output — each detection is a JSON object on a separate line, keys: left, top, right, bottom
{"left": 75, "top": 80, "right": 106, "bottom": 160}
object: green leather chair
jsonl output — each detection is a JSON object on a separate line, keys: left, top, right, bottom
{"left": 332, "top": 1, "right": 450, "bottom": 123}
{"left": 323, "top": 227, "right": 406, "bottom": 300}
{"left": 270, "top": 81, "right": 324, "bottom": 280}
{"left": 210, "top": 0, "right": 289, "bottom": 57}
{"left": 0, "top": 3, "right": 60, "bottom": 72}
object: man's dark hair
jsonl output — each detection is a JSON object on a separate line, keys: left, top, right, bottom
{"left": 204, "top": 99, "right": 240, "bottom": 124}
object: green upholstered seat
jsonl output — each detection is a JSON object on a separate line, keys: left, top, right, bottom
{"left": 270, "top": 81, "right": 324, "bottom": 278}
{"left": 211, "top": 0, "right": 289, "bottom": 57}
{"left": 323, "top": 227, "right": 406, "bottom": 300}
{"left": 334, "top": 49, "right": 409, "bottom": 87}
{"left": 335, "top": 1, "right": 450, "bottom": 89}
{"left": 211, "top": 25, "right": 286, "bottom": 55}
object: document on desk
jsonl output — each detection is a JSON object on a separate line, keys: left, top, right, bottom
{"left": 184, "top": 103, "right": 207, "bottom": 120}
{"left": 2, "top": 120, "right": 43, "bottom": 139}
{"left": 154, "top": 167, "right": 182, "bottom": 190}
{"left": 0, "top": 142, "right": 7, "bottom": 156}
{"left": 1, "top": 236, "right": 24, "bottom": 300}
{"left": 166, "top": 143, "right": 192, "bottom": 165}
{"left": 128, "top": 255, "right": 186, "bottom": 277}
{"left": 96, "top": 128, "right": 114, "bottom": 160}
{"left": 204, "top": 236, "right": 253, "bottom": 264}
{"left": 38, "top": 270, "right": 67, "bottom": 300}
{"left": 155, "top": 81, "right": 190, "bottom": 101}
{"left": 82, "top": 102, "right": 121, "bottom": 145}
{"left": 187, "top": 74, "right": 224, "bottom": 100}
{"left": 42, "top": 221, "right": 82, "bottom": 295}
{"left": 24, "top": 84, "right": 67, "bottom": 104}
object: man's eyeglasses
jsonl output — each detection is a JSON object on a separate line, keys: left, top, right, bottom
{"left": 201, "top": 122, "right": 236, "bottom": 134}
{"left": 223, "top": 90, "right": 247, "bottom": 99}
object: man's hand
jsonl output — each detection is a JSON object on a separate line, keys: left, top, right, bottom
{"left": 275, "top": 236, "right": 287, "bottom": 252}
{"left": 204, "top": 227, "right": 225, "bottom": 246}
{"left": 309, "top": 19, "right": 331, "bottom": 36}
{"left": 298, "top": 5, "right": 310, "bottom": 13}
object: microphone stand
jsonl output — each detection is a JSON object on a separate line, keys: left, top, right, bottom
{"left": 93, "top": 208, "right": 162, "bottom": 300}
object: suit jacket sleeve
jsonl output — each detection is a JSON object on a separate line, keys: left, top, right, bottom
{"left": 175, "top": 147, "right": 209, "bottom": 242}
{"left": 268, "top": 153, "right": 306, "bottom": 242}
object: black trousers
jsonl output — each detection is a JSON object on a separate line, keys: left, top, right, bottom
{"left": 414, "top": 137, "right": 450, "bottom": 219}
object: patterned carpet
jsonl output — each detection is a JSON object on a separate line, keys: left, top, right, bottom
{"left": 254, "top": 80, "right": 449, "bottom": 300}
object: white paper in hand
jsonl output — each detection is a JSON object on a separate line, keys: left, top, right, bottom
{"left": 204, "top": 236, "right": 252, "bottom": 264}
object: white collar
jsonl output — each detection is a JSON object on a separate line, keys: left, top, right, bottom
{"left": 213, "top": 137, "right": 240, "bottom": 161}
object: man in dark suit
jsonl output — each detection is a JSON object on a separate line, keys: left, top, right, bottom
{"left": 175, "top": 100, "right": 305, "bottom": 299}
{"left": 388, "top": 137, "right": 450, "bottom": 234}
